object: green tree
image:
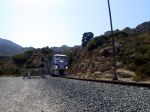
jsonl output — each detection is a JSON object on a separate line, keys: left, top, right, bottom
{"left": 82, "top": 32, "right": 94, "bottom": 47}
{"left": 13, "top": 54, "right": 28, "bottom": 66}
{"left": 87, "top": 35, "right": 109, "bottom": 51}
{"left": 41, "top": 46, "right": 53, "bottom": 55}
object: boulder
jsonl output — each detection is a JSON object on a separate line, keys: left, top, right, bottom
{"left": 116, "top": 69, "right": 135, "bottom": 78}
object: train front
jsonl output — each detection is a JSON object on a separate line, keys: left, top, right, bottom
{"left": 52, "top": 54, "right": 68, "bottom": 75}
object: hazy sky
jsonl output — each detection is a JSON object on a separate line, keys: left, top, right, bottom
{"left": 0, "top": 0, "right": 150, "bottom": 48}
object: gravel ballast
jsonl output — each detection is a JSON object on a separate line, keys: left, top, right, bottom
{"left": 0, "top": 76, "right": 150, "bottom": 112}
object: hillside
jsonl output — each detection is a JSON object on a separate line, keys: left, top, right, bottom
{"left": 0, "top": 38, "right": 34, "bottom": 56}
{"left": 0, "top": 21, "right": 150, "bottom": 82}
{"left": 69, "top": 21, "right": 150, "bottom": 81}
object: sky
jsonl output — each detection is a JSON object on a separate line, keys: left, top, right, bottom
{"left": 0, "top": 0, "right": 150, "bottom": 48}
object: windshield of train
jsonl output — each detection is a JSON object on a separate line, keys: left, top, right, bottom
{"left": 54, "top": 56, "right": 68, "bottom": 62}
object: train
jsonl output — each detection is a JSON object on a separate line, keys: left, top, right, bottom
{"left": 48, "top": 54, "right": 69, "bottom": 76}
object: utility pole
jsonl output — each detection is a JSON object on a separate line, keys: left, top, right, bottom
{"left": 107, "top": 0, "right": 118, "bottom": 81}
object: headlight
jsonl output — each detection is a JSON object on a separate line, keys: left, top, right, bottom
{"left": 65, "top": 66, "right": 68, "bottom": 69}
{"left": 55, "top": 65, "right": 58, "bottom": 69}
{"left": 54, "top": 65, "right": 58, "bottom": 69}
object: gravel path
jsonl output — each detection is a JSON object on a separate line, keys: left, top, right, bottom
{"left": 0, "top": 76, "right": 150, "bottom": 112}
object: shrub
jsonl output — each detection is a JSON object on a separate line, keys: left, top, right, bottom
{"left": 13, "top": 50, "right": 35, "bottom": 67}
{"left": 146, "top": 50, "right": 150, "bottom": 59}
{"left": 64, "top": 51, "right": 74, "bottom": 66}
{"left": 26, "top": 59, "right": 33, "bottom": 65}
{"left": 25, "top": 63, "right": 36, "bottom": 69}
{"left": 41, "top": 47, "right": 53, "bottom": 55}
{"left": 133, "top": 74, "right": 147, "bottom": 82}
{"left": 87, "top": 39, "right": 97, "bottom": 51}
{"left": 13, "top": 54, "right": 28, "bottom": 66}
{"left": 24, "top": 50, "right": 34, "bottom": 56}
{"left": 136, "top": 45, "right": 150, "bottom": 54}
{"left": 87, "top": 35, "right": 108, "bottom": 51}
{"left": 134, "top": 53, "right": 147, "bottom": 66}
{"left": 0, "top": 68, "right": 21, "bottom": 76}
{"left": 134, "top": 65, "right": 150, "bottom": 81}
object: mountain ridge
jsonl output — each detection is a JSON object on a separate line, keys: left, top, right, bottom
{"left": 0, "top": 20, "right": 149, "bottom": 56}
{"left": 0, "top": 38, "right": 34, "bottom": 56}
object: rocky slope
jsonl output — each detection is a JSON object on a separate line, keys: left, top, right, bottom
{"left": 0, "top": 21, "right": 149, "bottom": 80}
{"left": 69, "top": 21, "right": 150, "bottom": 81}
